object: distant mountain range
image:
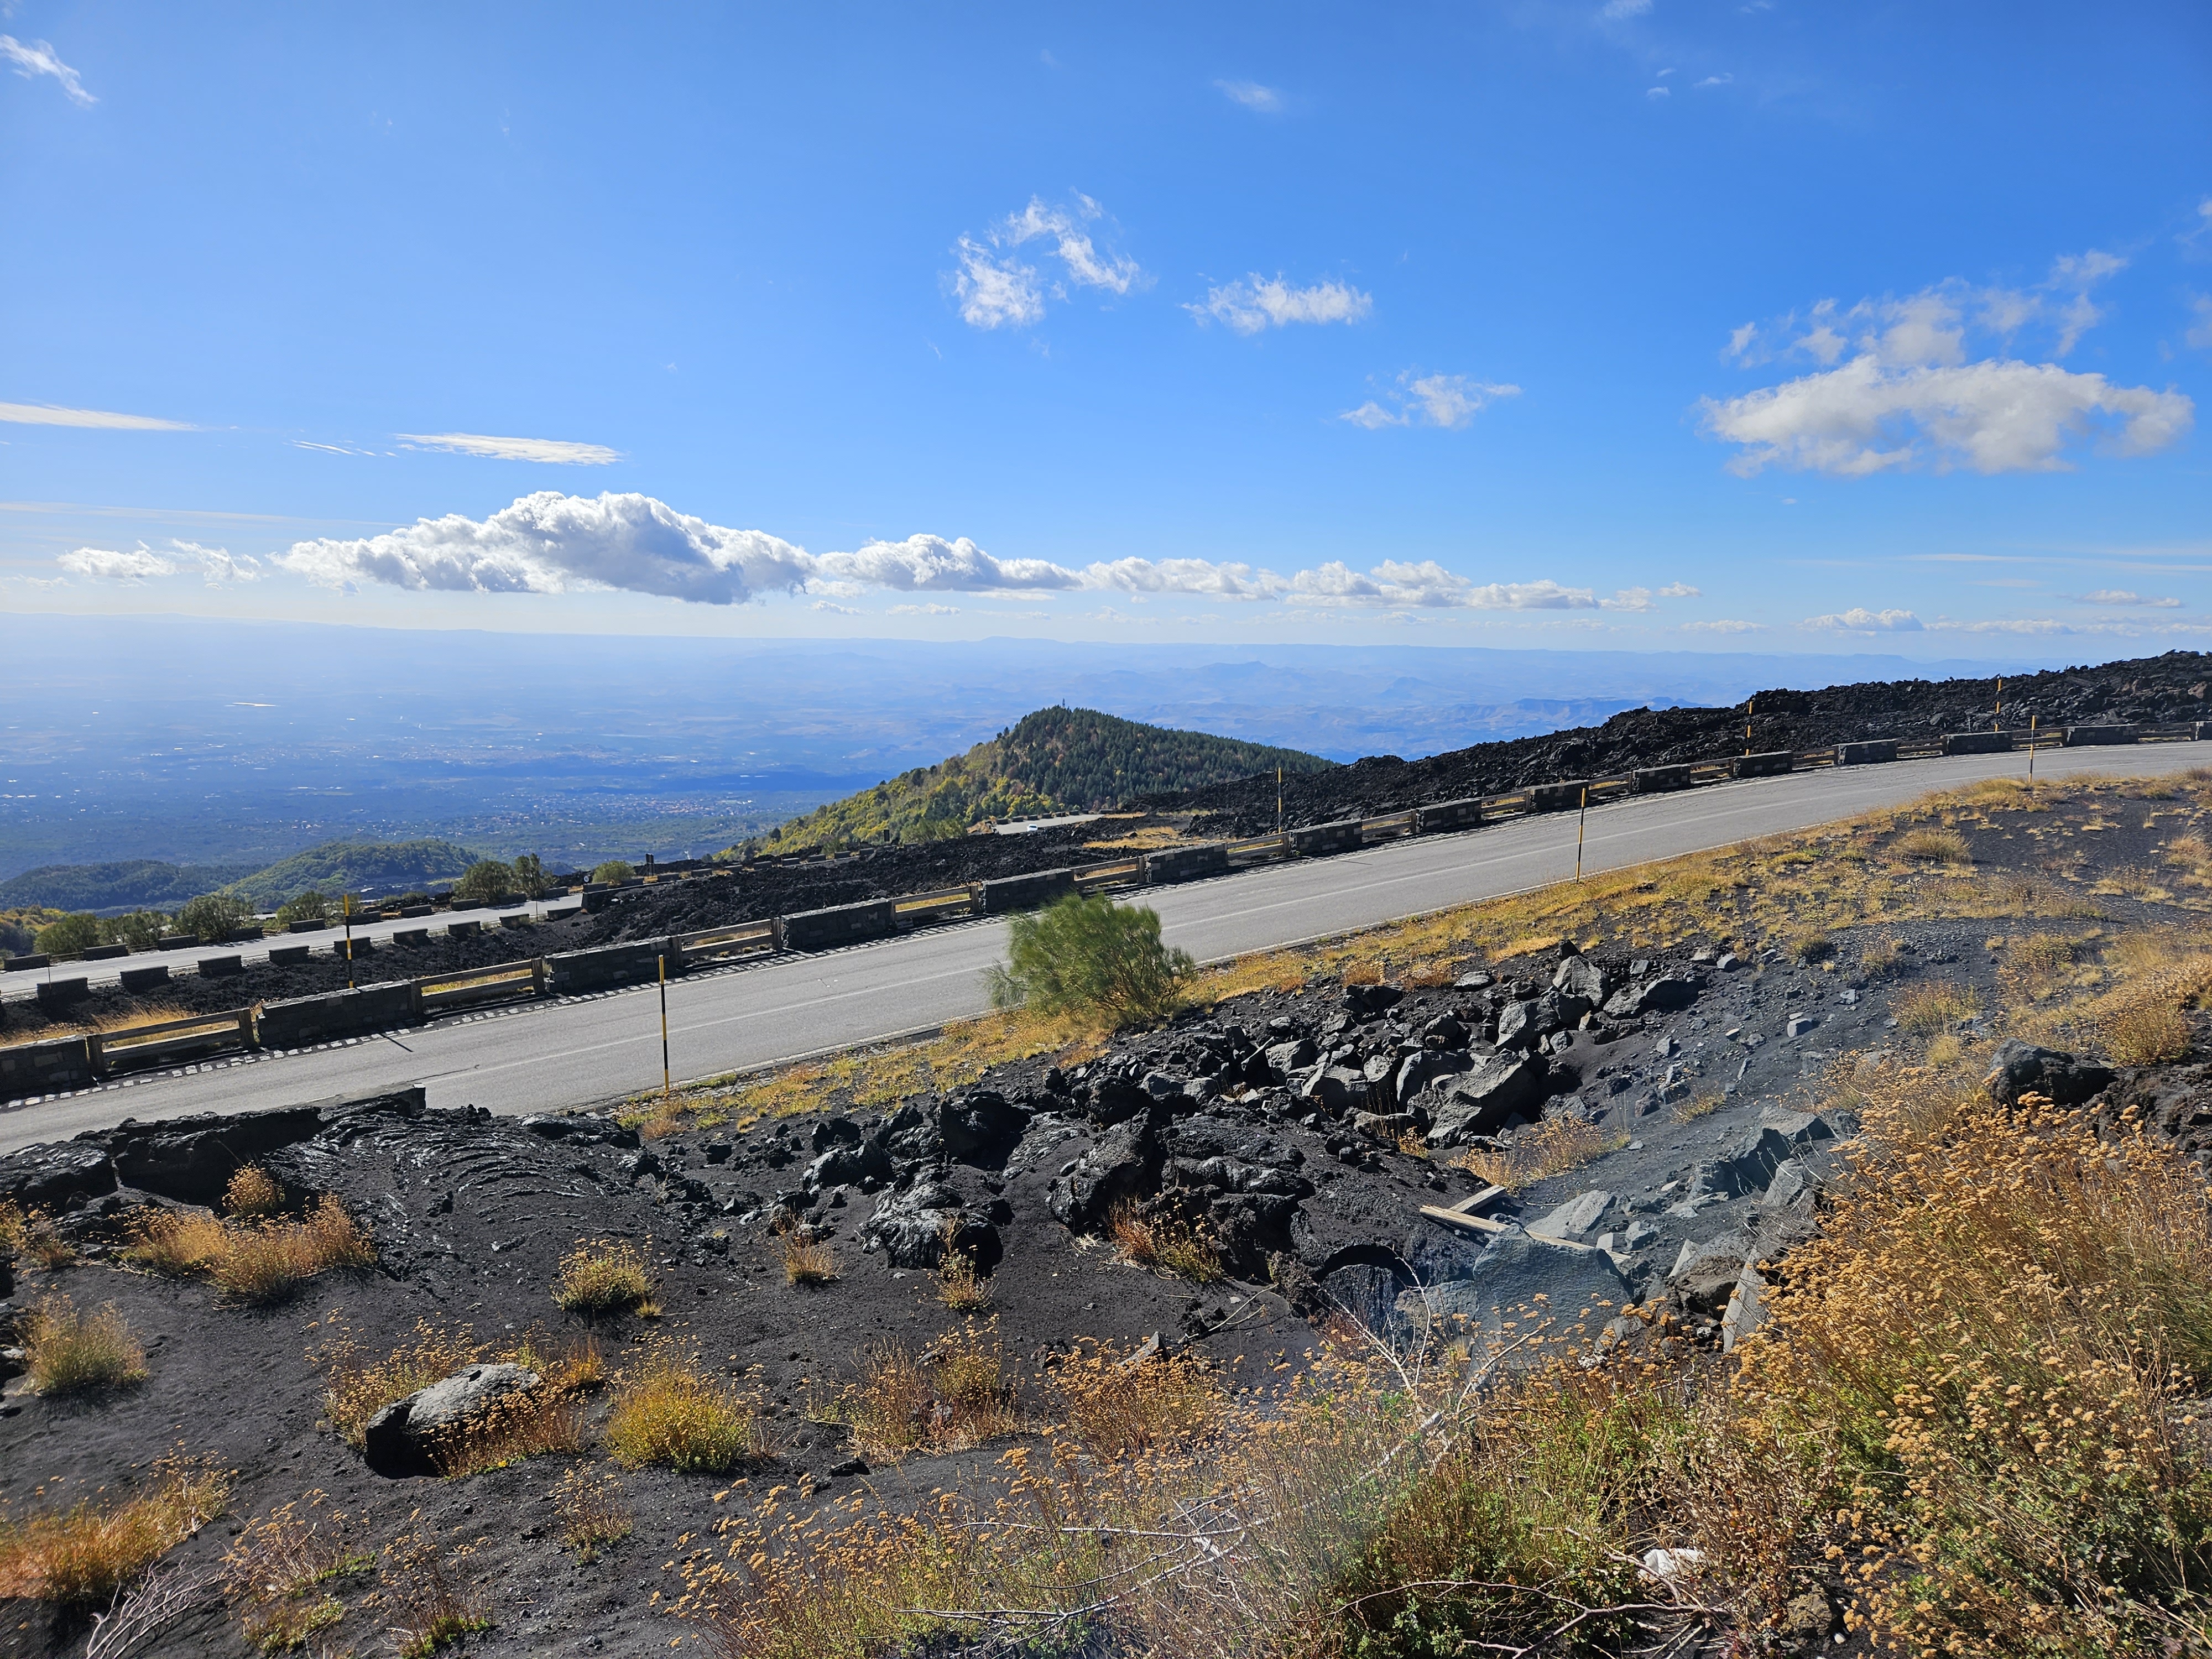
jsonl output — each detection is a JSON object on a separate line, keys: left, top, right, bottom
{"left": 0, "top": 839, "right": 483, "bottom": 917}
{"left": 755, "top": 706, "right": 1332, "bottom": 852}
{"left": 0, "top": 859, "right": 259, "bottom": 915}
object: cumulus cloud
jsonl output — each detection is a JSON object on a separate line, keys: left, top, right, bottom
{"left": 1190, "top": 275, "right": 1372, "bottom": 335}
{"left": 56, "top": 540, "right": 259, "bottom": 584}
{"left": 1802, "top": 607, "right": 1923, "bottom": 633}
{"left": 1, "top": 35, "right": 93, "bottom": 105}
{"left": 0, "top": 400, "right": 190, "bottom": 430}
{"left": 1342, "top": 371, "right": 1519, "bottom": 430}
{"left": 1703, "top": 254, "right": 2194, "bottom": 476}
{"left": 280, "top": 490, "right": 1698, "bottom": 621}
{"left": 1657, "top": 581, "right": 1701, "bottom": 597}
{"left": 396, "top": 431, "right": 622, "bottom": 465}
{"left": 948, "top": 196, "right": 1141, "bottom": 329}
{"left": 1215, "top": 79, "right": 1282, "bottom": 111}
{"left": 2075, "top": 589, "right": 2182, "bottom": 608}
{"left": 1682, "top": 618, "right": 1761, "bottom": 633}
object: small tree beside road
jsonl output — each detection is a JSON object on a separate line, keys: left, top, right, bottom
{"left": 591, "top": 859, "right": 635, "bottom": 885}
{"left": 34, "top": 912, "right": 101, "bottom": 959}
{"left": 986, "top": 893, "right": 1193, "bottom": 1029}
{"left": 511, "top": 853, "right": 549, "bottom": 899}
{"left": 176, "top": 892, "right": 255, "bottom": 943}
{"left": 274, "top": 890, "right": 328, "bottom": 927}
{"left": 453, "top": 860, "right": 518, "bottom": 906}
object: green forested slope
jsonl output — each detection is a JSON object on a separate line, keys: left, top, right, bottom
{"left": 223, "top": 838, "right": 481, "bottom": 909}
{"left": 752, "top": 706, "right": 1332, "bottom": 853}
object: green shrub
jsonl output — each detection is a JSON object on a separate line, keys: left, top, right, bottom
{"left": 274, "top": 890, "right": 329, "bottom": 926}
{"left": 453, "top": 860, "right": 518, "bottom": 905}
{"left": 590, "top": 859, "right": 635, "bottom": 885}
{"left": 510, "top": 854, "right": 548, "bottom": 899}
{"left": 33, "top": 912, "right": 101, "bottom": 959}
{"left": 986, "top": 893, "right": 1193, "bottom": 1028}
{"left": 176, "top": 892, "right": 255, "bottom": 943}
{"left": 99, "top": 910, "right": 165, "bottom": 952}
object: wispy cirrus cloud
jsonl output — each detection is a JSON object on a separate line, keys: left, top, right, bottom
{"left": 0, "top": 400, "right": 191, "bottom": 430}
{"left": 1342, "top": 372, "right": 1518, "bottom": 430}
{"left": 948, "top": 195, "right": 1143, "bottom": 330}
{"left": 1188, "top": 275, "right": 1371, "bottom": 335}
{"left": 1, "top": 35, "right": 95, "bottom": 106}
{"left": 277, "top": 490, "right": 1698, "bottom": 620}
{"left": 1682, "top": 618, "right": 1761, "bottom": 633}
{"left": 396, "top": 431, "right": 621, "bottom": 465}
{"left": 2074, "top": 589, "right": 2182, "bottom": 607}
{"left": 1215, "top": 79, "right": 1284, "bottom": 112}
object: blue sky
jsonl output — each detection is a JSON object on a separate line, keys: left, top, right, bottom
{"left": 3, "top": 1, "right": 2208, "bottom": 660}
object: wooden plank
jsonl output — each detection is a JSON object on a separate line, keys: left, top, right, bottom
{"left": 1418, "top": 1204, "right": 1512, "bottom": 1236}
{"left": 1448, "top": 1185, "right": 1506, "bottom": 1215}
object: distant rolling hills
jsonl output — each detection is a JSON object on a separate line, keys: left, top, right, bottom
{"left": 749, "top": 706, "right": 1333, "bottom": 854}
{"left": 0, "top": 838, "right": 483, "bottom": 919}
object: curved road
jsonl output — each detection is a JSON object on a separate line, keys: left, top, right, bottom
{"left": 3, "top": 742, "right": 2200, "bottom": 1154}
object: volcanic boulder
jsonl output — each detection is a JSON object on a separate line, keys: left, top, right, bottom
{"left": 362, "top": 1362, "right": 540, "bottom": 1477}
{"left": 1982, "top": 1039, "right": 2116, "bottom": 1107}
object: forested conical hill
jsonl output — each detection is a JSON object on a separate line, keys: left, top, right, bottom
{"left": 750, "top": 706, "right": 1333, "bottom": 853}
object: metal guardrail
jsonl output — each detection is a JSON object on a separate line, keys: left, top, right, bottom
{"left": 893, "top": 884, "right": 980, "bottom": 918}
{"left": 1072, "top": 857, "right": 1143, "bottom": 888}
{"left": 418, "top": 960, "right": 545, "bottom": 1012}
{"left": 87, "top": 1009, "right": 255, "bottom": 1071}
{"left": 1360, "top": 810, "right": 1417, "bottom": 839}
{"left": 678, "top": 920, "right": 776, "bottom": 961}
{"left": 1226, "top": 832, "right": 1291, "bottom": 860}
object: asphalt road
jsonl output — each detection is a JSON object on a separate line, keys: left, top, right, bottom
{"left": 3, "top": 741, "right": 2200, "bottom": 1154}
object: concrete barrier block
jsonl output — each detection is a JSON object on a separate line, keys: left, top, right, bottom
{"left": 1413, "top": 799, "right": 1481, "bottom": 835}
{"left": 1144, "top": 844, "right": 1230, "bottom": 885}
{"left": 1941, "top": 731, "right": 2011, "bottom": 755}
{"left": 546, "top": 940, "right": 670, "bottom": 993}
{"left": 1292, "top": 819, "right": 1369, "bottom": 854}
{"left": 542, "top": 905, "right": 582, "bottom": 923}
{"left": 393, "top": 927, "right": 430, "bottom": 947}
{"left": 257, "top": 981, "right": 419, "bottom": 1048}
{"left": 1631, "top": 764, "right": 1695, "bottom": 794}
{"left": 330, "top": 938, "right": 373, "bottom": 960}
{"left": 1529, "top": 781, "right": 1589, "bottom": 813}
{"left": 0, "top": 1034, "right": 95, "bottom": 1098}
{"left": 979, "top": 869, "right": 1076, "bottom": 914}
{"left": 778, "top": 900, "right": 898, "bottom": 952}
{"left": 35, "top": 978, "right": 90, "bottom": 1008}
{"left": 1834, "top": 739, "right": 1899, "bottom": 766}
{"left": 197, "top": 954, "right": 244, "bottom": 977}
{"left": 287, "top": 919, "right": 328, "bottom": 933}
{"left": 81, "top": 943, "right": 129, "bottom": 961}
{"left": 400, "top": 905, "right": 434, "bottom": 918}
{"left": 1732, "top": 750, "right": 1795, "bottom": 778}
{"left": 2064, "top": 724, "right": 2138, "bottom": 747}
{"left": 499, "top": 912, "right": 534, "bottom": 930}
{"left": 159, "top": 935, "right": 204, "bottom": 951}
{"left": 267, "top": 945, "right": 310, "bottom": 966}
{"left": 119, "top": 964, "right": 171, "bottom": 992}
{"left": 4, "top": 953, "right": 50, "bottom": 972}
{"left": 445, "top": 919, "right": 483, "bottom": 938}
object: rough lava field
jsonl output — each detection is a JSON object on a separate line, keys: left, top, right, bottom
{"left": 4, "top": 766, "right": 2212, "bottom": 1654}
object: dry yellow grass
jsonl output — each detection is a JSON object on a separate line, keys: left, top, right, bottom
{"left": 123, "top": 1196, "right": 371, "bottom": 1302}
{"left": 1052, "top": 1338, "right": 1223, "bottom": 1458}
{"left": 223, "top": 1162, "right": 286, "bottom": 1219}
{"left": 936, "top": 1245, "right": 990, "bottom": 1312}
{"left": 551, "top": 1468, "right": 633, "bottom": 1562}
{"left": 1105, "top": 1201, "right": 1225, "bottom": 1282}
{"left": 812, "top": 1326, "right": 1021, "bottom": 1462}
{"left": 605, "top": 1345, "right": 770, "bottom": 1474}
{"left": 1447, "top": 1113, "right": 1626, "bottom": 1193}
{"left": 221, "top": 1490, "right": 373, "bottom": 1652}
{"left": 1893, "top": 978, "right": 1979, "bottom": 1035}
{"left": 781, "top": 1230, "right": 838, "bottom": 1286}
{"left": 0, "top": 1201, "right": 74, "bottom": 1269}
{"left": 314, "top": 1317, "right": 484, "bottom": 1446}
{"left": 551, "top": 1238, "right": 655, "bottom": 1316}
{"left": 22, "top": 1293, "right": 147, "bottom": 1395}
{"left": 1893, "top": 826, "right": 1974, "bottom": 864}
{"left": 0, "top": 1455, "right": 228, "bottom": 1608}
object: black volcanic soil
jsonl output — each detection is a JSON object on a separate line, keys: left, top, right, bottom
{"left": 5, "top": 782, "right": 2209, "bottom": 1653}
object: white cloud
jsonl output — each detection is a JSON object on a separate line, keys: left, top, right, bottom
{"left": 1802, "top": 607, "right": 1923, "bottom": 632}
{"left": 1702, "top": 356, "right": 2192, "bottom": 477}
{"left": 1190, "top": 275, "right": 1372, "bottom": 335}
{"left": 2075, "top": 589, "right": 2182, "bottom": 608}
{"left": 1696, "top": 72, "right": 1733, "bottom": 87}
{"left": 54, "top": 539, "right": 258, "bottom": 584}
{"left": 59, "top": 546, "right": 173, "bottom": 581}
{"left": 1646, "top": 86, "right": 1670, "bottom": 100}
{"left": 889, "top": 602, "right": 961, "bottom": 616}
{"left": 0, "top": 400, "right": 190, "bottom": 430}
{"left": 1656, "top": 581, "right": 1702, "bottom": 597}
{"left": 1, "top": 35, "right": 94, "bottom": 106}
{"left": 395, "top": 432, "right": 622, "bottom": 465}
{"left": 948, "top": 196, "right": 1141, "bottom": 329}
{"left": 1682, "top": 618, "right": 1761, "bottom": 633}
{"left": 280, "top": 489, "right": 1693, "bottom": 621}
{"left": 949, "top": 237, "right": 1045, "bottom": 330}
{"left": 1215, "top": 79, "right": 1282, "bottom": 112}
{"left": 2187, "top": 295, "right": 2212, "bottom": 352}
{"left": 810, "top": 600, "right": 860, "bottom": 615}
{"left": 1342, "top": 371, "right": 1519, "bottom": 429}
